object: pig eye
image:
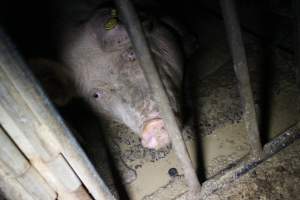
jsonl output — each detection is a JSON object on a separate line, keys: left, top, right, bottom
{"left": 93, "top": 90, "right": 104, "bottom": 99}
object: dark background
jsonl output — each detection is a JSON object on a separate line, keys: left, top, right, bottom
{"left": 0, "top": 0, "right": 293, "bottom": 59}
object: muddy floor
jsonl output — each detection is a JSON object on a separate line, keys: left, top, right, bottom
{"left": 66, "top": 12, "right": 300, "bottom": 200}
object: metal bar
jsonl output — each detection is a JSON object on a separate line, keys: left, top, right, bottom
{"left": 0, "top": 99, "right": 92, "bottom": 199}
{"left": 0, "top": 175, "right": 35, "bottom": 200}
{"left": 0, "top": 126, "right": 56, "bottom": 200}
{"left": 0, "top": 28, "right": 116, "bottom": 200}
{"left": 113, "top": 0, "right": 201, "bottom": 197}
{"left": 293, "top": 0, "right": 300, "bottom": 89}
{"left": 0, "top": 54, "right": 92, "bottom": 200}
{"left": 220, "top": 0, "right": 262, "bottom": 160}
{"left": 199, "top": 124, "right": 300, "bottom": 199}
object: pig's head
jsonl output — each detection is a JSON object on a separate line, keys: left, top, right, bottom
{"left": 40, "top": 8, "right": 184, "bottom": 150}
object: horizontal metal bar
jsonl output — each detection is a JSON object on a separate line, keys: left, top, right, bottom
{"left": 199, "top": 124, "right": 300, "bottom": 199}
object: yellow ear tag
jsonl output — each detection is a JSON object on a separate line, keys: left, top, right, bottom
{"left": 105, "top": 18, "right": 118, "bottom": 30}
{"left": 104, "top": 9, "right": 118, "bottom": 30}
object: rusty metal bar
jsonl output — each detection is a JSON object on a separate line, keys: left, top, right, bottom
{"left": 113, "top": 0, "right": 201, "bottom": 197}
{"left": 200, "top": 124, "right": 300, "bottom": 199}
{"left": 0, "top": 28, "right": 115, "bottom": 200}
{"left": 220, "top": 0, "right": 262, "bottom": 160}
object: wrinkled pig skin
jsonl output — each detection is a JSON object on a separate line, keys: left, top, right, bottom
{"left": 55, "top": 7, "right": 184, "bottom": 150}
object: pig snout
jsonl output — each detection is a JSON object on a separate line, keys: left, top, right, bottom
{"left": 141, "top": 119, "right": 170, "bottom": 150}
{"left": 60, "top": 7, "right": 183, "bottom": 151}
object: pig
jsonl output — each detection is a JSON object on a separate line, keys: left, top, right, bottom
{"left": 36, "top": 7, "right": 185, "bottom": 150}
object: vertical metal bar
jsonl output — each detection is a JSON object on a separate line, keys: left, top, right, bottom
{"left": 293, "top": 0, "right": 300, "bottom": 89}
{"left": 220, "top": 0, "right": 262, "bottom": 159}
{"left": 0, "top": 29, "right": 116, "bottom": 200}
{"left": 113, "top": 0, "right": 201, "bottom": 197}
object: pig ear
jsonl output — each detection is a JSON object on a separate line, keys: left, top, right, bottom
{"left": 160, "top": 16, "right": 199, "bottom": 58}
{"left": 29, "top": 58, "right": 76, "bottom": 106}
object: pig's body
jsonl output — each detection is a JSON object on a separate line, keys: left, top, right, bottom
{"left": 58, "top": 8, "right": 184, "bottom": 149}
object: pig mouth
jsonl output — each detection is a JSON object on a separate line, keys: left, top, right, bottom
{"left": 141, "top": 118, "right": 171, "bottom": 150}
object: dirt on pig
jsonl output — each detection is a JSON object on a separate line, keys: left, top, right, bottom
{"left": 82, "top": 31, "right": 300, "bottom": 199}
{"left": 2, "top": 0, "right": 300, "bottom": 199}
{"left": 60, "top": 8, "right": 300, "bottom": 200}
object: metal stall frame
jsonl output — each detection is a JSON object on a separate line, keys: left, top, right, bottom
{"left": 0, "top": 0, "right": 300, "bottom": 199}
{"left": 0, "top": 29, "right": 116, "bottom": 200}
{"left": 201, "top": 0, "right": 300, "bottom": 198}
{"left": 114, "top": 0, "right": 299, "bottom": 199}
